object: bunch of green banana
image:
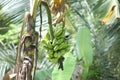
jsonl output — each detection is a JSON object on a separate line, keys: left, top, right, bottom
{"left": 42, "top": 27, "right": 70, "bottom": 63}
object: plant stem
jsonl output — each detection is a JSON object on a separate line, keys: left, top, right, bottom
{"left": 41, "top": 1, "right": 54, "bottom": 41}
{"left": 16, "top": 19, "right": 25, "bottom": 80}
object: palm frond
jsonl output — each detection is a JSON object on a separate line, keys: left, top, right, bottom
{"left": 1, "top": 0, "right": 29, "bottom": 23}
{"left": 0, "top": 42, "right": 16, "bottom": 79}
{"left": 0, "top": 0, "right": 29, "bottom": 34}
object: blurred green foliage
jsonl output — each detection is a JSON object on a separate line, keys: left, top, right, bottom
{"left": 0, "top": 0, "right": 120, "bottom": 80}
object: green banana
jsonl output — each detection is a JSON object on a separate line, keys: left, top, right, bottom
{"left": 47, "top": 41, "right": 53, "bottom": 49}
{"left": 54, "top": 51, "right": 61, "bottom": 58}
{"left": 41, "top": 40, "right": 51, "bottom": 50}
{"left": 54, "top": 45, "right": 60, "bottom": 51}
{"left": 48, "top": 57, "right": 58, "bottom": 63}
{"left": 55, "top": 28, "right": 63, "bottom": 37}
{"left": 54, "top": 41, "right": 69, "bottom": 51}
{"left": 56, "top": 29, "right": 66, "bottom": 39}
{"left": 52, "top": 38, "right": 57, "bottom": 46}
{"left": 42, "top": 40, "right": 53, "bottom": 50}
{"left": 41, "top": 40, "right": 47, "bottom": 46}
{"left": 58, "top": 41, "right": 68, "bottom": 50}
{"left": 47, "top": 50, "right": 54, "bottom": 58}
{"left": 57, "top": 38, "right": 65, "bottom": 45}
{"left": 56, "top": 30, "right": 65, "bottom": 40}
{"left": 53, "top": 38, "right": 65, "bottom": 46}
{"left": 44, "top": 32, "right": 50, "bottom": 40}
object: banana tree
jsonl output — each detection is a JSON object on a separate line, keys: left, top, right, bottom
{"left": 2, "top": 0, "right": 77, "bottom": 80}
{"left": 1, "top": 0, "right": 120, "bottom": 80}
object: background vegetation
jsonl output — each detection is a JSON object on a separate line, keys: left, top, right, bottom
{"left": 0, "top": 0, "right": 120, "bottom": 80}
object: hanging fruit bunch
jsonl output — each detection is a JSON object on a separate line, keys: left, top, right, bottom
{"left": 40, "top": 0, "right": 71, "bottom": 70}
{"left": 42, "top": 26, "right": 70, "bottom": 70}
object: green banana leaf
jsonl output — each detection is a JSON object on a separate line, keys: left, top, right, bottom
{"left": 35, "top": 69, "right": 52, "bottom": 80}
{"left": 52, "top": 52, "right": 76, "bottom": 80}
{"left": 76, "top": 27, "right": 93, "bottom": 80}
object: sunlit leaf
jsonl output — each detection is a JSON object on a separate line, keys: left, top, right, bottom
{"left": 52, "top": 52, "right": 76, "bottom": 80}
{"left": 76, "top": 27, "right": 93, "bottom": 80}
